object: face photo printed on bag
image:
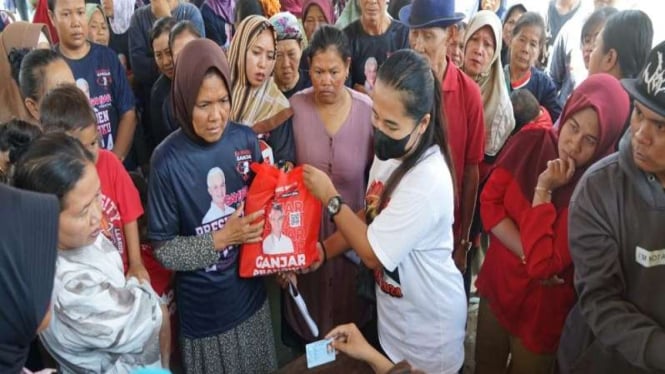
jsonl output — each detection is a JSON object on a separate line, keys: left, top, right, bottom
{"left": 262, "top": 202, "right": 295, "bottom": 255}
{"left": 240, "top": 164, "right": 322, "bottom": 277}
{"left": 254, "top": 190, "right": 307, "bottom": 273}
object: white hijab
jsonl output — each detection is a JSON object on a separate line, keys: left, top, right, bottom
{"left": 463, "top": 10, "right": 515, "bottom": 156}
{"left": 108, "top": 0, "right": 135, "bottom": 34}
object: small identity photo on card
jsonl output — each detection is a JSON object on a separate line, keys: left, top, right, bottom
{"left": 306, "top": 338, "right": 336, "bottom": 369}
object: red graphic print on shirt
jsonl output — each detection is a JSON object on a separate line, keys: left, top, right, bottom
{"left": 365, "top": 179, "right": 402, "bottom": 298}
{"left": 100, "top": 193, "right": 124, "bottom": 256}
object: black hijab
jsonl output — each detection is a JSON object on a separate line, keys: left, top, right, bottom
{"left": 0, "top": 184, "right": 58, "bottom": 372}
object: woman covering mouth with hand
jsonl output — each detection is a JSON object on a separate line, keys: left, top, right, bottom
{"left": 474, "top": 73, "right": 630, "bottom": 373}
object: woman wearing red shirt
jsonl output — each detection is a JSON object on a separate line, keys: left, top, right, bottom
{"left": 474, "top": 73, "right": 630, "bottom": 373}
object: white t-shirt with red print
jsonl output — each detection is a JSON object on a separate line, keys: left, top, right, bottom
{"left": 366, "top": 146, "right": 467, "bottom": 374}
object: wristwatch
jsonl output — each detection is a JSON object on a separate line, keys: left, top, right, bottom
{"left": 327, "top": 195, "right": 344, "bottom": 221}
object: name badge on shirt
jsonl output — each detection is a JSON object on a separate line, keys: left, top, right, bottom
{"left": 635, "top": 246, "right": 665, "bottom": 268}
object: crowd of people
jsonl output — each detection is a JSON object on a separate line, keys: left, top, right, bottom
{"left": 0, "top": 0, "right": 664, "bottom": 373}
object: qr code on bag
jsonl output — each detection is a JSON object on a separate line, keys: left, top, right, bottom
{"left": 289, "top": 212, "right": 301, "bottom": 228}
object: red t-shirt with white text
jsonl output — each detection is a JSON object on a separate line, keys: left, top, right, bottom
{"left": 97, "top": 149, "right": 143, "bottom": 270}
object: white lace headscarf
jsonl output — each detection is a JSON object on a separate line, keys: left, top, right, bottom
{"left": 107, "top": 0, "right": 135, "bottom": 34}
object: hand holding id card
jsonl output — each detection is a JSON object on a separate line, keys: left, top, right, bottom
{"left": 306, "top": 338, "right": 336, "bottom": 369}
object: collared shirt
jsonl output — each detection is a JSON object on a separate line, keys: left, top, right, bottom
{"left": 202, "top": 202, "right": 236, "bottom": 225}
{"left": 441, "top": 56, "right": 485, "bottom": 203}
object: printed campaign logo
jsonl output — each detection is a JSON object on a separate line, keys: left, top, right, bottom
{"left": 276, "top": 181, "right": 299, "bottom": 198}
{"left": 100, "top": 194, "right": 124, "bottom": 255}
{"left": 95, "top": 68, "right": 112, "bottom": 88}
{"left": 235, "top": 149, "right": 252, "bottom": 180}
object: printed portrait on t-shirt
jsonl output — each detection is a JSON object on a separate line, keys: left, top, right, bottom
{"left": 76, "top": 76, "right": 114, "bottom": 150}
{"left": 202, "top": 167, "right": 236, "bottom": 224}
{"left": 365, "top": 178, "right": 402, "bottom": 297}
{"left": 363, "top": 57, "right": 378, "bottom": 94}
{"left": 365, "top": 179, "right": 386, "bottom": 223}
{"left": 262, "top": 202, "right": 294, "bottom": 255}
{"left": 76, "top": 78, "right": 91, "bottom": 99}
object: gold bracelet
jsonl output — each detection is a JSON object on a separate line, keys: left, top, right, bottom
{"left": 535, "top": 186, "right": 552, "bottom": 194}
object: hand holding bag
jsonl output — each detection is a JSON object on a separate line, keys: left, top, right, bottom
{"left": 240, "top": 163, "right": 322, "bottom": 277}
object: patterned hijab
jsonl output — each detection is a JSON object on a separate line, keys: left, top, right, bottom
{"left": 0, "top": 22, "right": 52, "bottom": 124}
{"left": 270, "top": 12, "right": 303, "bottom": 41}
{"left": 172, "top": 38, "right": 232, "bottom": 144}
{"left": 228, "top": 15, "right": 290, "bottom": 127}
{"left": 464, "top": 10, "right": 515, "bottom": 156}
{"left": 497, "top": 74, "right": 630, "bottom": 209}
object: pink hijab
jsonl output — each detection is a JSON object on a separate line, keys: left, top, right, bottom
{"left": 280, "top": 0, "right": 303, "bottom": 18}
{"left": 302, "top": 0, "right": 334, "bottom": 23}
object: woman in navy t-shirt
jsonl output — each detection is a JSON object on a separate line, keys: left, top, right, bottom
{"left": 147, "top": 38, "right": 277, "bottom": 373}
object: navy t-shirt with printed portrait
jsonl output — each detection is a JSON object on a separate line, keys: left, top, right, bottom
{"left": 343, "top": 20, "right": 409, "bottom": 90}
{"left": 147, "top": 122, "right": 265, "bottom": 339}
{"left": 57, "top": 43, "right": 135, "bottom": 150}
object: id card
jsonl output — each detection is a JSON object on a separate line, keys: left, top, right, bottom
{"left": 305, "top": 338, "right": 336, "bottom": 369}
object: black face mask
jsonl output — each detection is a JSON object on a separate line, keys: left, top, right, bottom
{"left": 373, "top": 126, "right": 417, "bottom": 161}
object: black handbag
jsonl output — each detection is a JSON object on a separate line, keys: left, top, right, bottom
{"left": 356, "top": 261, "right": 376, "bottom": 304}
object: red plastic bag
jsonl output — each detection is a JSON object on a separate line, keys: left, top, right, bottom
{"left": 240, "top": 162, "right": 322, "bottom": 277}
{"left": 33, "top": 0, "right": 58, "bottom": 44}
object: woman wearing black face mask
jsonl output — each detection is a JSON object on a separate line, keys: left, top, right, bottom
{"left": 303, "top": 49, "right": 467, "bottom": 374}
{"left": 373, "top": 123, "right": 420, "bottom": 160}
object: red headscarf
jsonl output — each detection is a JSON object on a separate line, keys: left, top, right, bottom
{"left": 32, "top": 0, "right": 58, "bottom": 44}
{"left": 496, "top": 73, "right": 630, "bottom": 209}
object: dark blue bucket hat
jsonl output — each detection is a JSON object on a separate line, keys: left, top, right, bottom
{"left": 399, "top": 0, "right": 465, "bottom": 29}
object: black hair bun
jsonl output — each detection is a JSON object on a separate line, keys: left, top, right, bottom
{"left": 0, "top": 119, "right": 43, "bottom": 164}
{"left": 8, "top": 47, "right": 31, "bottom": 83}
